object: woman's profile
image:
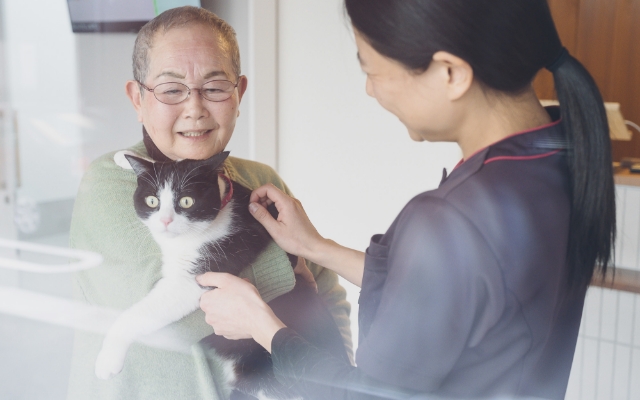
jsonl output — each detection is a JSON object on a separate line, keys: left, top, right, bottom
{"left": 197, "top": 1, "right": 616, "bottom": 398}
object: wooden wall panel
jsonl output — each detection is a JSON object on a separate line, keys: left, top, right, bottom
{"left": 533, "top": 0, "right": 580, "bottom": 100}
{"left": 533, "top": 0, "right": 640, "bottom": 161}
{"left": 609, "top": 0, "right": 640, "bottom": 160}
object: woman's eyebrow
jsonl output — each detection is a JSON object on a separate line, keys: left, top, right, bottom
{"left": 156, "top": 71, "right": 185, "bottom": 79}
{"left": 154, "top": 70, "right": 228, "bottom": 80}
{"left": 203, "top": 70, "right": 228, "bottom": 80}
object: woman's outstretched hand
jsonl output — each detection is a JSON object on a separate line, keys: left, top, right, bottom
{"left": 197, "top": 272, "right": 286, "bottom": 352}
{"left": 249, "top": 184, "right": 324, "bottom": 263}
{"left": 250, "top": 184, "right": 366, "bottom": 287}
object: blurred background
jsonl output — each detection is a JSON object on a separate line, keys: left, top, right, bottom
{"left": 0, "top": 1, "right": 638, "bottom": 399}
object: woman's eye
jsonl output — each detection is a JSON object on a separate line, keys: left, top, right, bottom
{"left": 179, "top": 197, "right": 194, "bottom": 208}
{"left": 164, "top": 89, "right": 184, "bottom": 95}
{"left": 145, "top": 196, "right": 159, "bottom": 208}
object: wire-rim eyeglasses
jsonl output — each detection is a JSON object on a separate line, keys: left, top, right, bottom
{"left": 136, "top": 79, "right": 241, "bottom": 105}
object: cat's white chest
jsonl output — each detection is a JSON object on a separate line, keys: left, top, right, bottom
{"left": 151, "top": 200, "right": 236, "bottom": 276}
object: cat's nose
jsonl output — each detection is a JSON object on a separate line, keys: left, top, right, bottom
{"left": 160, "top": 217, "right": 173, "bottom": 228}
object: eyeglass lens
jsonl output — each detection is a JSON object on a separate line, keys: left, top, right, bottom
{"left": 153, "top": 81, "right": 236, "bottom": 104}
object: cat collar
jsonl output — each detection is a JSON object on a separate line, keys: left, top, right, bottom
{"left": 219, "top": 174, "right": 234, "bottom": 209}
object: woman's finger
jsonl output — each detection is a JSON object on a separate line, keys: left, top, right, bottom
{"left": 196, "top": 271, "right": 230, "bottom": 288}
{"left": 248, "top": 201, "right": 280, "bottom": 234}
{"left": 249, "top": 183, "right": 287, "bottom": 205}
{"left": 293, "top": 257, "right": 318, "bottom": 293}
{"left": 198, "top": 273, "right": 262, "bottom": 339}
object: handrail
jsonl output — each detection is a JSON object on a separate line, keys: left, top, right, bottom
{"left": 591, "top": 266, "right": 640, "bottom": 295}
{"left": 0, "top": 238, "right": 103, "bottom": 273}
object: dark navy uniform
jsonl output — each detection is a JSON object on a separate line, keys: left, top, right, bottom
{"left": 272, "top": 108, "right": 584, "bottom": 399}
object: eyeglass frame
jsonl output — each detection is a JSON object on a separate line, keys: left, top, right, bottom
{"left": 136, "top": 78, "right": 242, "bottom": 105}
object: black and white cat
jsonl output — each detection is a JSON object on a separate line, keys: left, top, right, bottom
{"left": 96, "top": 150, "right": 348, "bottom": 399}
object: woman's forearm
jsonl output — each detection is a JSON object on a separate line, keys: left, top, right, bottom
{"left": 252, "top": 305, "right": 287, "bottom": 353}
{"left": 307, "top": 239, "right": 365, "bottom": 287}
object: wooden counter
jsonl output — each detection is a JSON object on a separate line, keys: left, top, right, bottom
{"left": 592, "top": 267, "right": 640, "bottom": 295}
{"left": 614, "top": 168, "right": 640, "bottom": 187}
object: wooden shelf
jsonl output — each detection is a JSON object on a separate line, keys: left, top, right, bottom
{"left": 592, "top": 267, "right": 640, "bottom": 295}
{"left": 614, "top": 168, "right": 640, "bottom": 187}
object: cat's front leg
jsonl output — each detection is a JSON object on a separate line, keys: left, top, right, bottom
{"left": 95, "top": 275, "right": 205, "bottom": 379}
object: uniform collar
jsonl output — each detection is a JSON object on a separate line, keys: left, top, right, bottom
{"left": 441, "top": 106, "right": 566, "bottom": 186}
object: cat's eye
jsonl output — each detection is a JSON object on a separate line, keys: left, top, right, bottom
{"left": 179, "top": 197, "right": 195, "bottom": 208}
{"left": 145, "top": 196, "right": 159, "bottom": 208}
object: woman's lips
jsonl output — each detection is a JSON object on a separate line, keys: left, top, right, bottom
{"left": 178, "top": 129, "right": 212, "bottom": 138}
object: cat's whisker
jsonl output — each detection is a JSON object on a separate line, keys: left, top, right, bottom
{"left": 139, "top": 175, "right": 157, "bottom": 190}
{"left": 180, "top": 164, "right": 212, "bottom": 190}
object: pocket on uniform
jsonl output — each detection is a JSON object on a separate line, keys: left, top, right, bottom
{"left": 358, "top": 234, "right": 389, "bottom": 343}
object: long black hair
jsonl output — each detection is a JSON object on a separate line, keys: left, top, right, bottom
{"left": 345, "top": 0, "right": 615, "bottom": 289}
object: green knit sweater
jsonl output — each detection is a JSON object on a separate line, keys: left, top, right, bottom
{"left": 66, "top": 142, "right": 352, "bottom": 400}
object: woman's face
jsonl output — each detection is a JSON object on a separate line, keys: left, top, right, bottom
{"left": 354, "top": 31, "right": 457, "bottom": 143}
{"left": 127, "top": 24, "right": 247, "bottom": 160}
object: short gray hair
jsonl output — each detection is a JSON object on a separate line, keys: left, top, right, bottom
{"left": 133, "top": 6, "right": 241, "bottom": 84}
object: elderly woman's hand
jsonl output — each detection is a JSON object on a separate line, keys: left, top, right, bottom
{"left": 197, "top": 272, "right": 286, "bottom": 352}
{"left": 248, "top": 184, "right": 324, "bottom": 262}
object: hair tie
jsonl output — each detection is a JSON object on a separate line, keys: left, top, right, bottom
{"left": 546, "top": 47, "right": 569, "bottom": 73}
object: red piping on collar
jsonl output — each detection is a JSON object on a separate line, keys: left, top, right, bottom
{"left": 483, "top": 149, "right": 561, "bottom": 165}
{"left": 219, "top": 174, "right": 233, "bottom": 209}
{"left": 454, "top": 118, "right": 563, "bottom": 170}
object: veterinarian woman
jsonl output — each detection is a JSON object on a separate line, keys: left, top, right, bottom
{"left": 197, "top": 0, "right": 616, "bottom": 398}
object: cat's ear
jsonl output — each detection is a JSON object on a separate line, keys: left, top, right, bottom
{"left": 123, "top": 154, "right": 154, "bottom": 176}
{"left": 195, "top": 151, "right": 230, "bottom": 171}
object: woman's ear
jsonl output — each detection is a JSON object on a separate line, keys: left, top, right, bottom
{"left": 432, "top": 51, "right": 474, "bottom": 101}
{"left": 125, "top": 80, "right": 144, "bottom": 123}
{"left": 237, "top": 75, "right": 248, "bottom": 104}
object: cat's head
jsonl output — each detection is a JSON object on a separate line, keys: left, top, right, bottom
{"left": 125, "top": 152, "right": 231, "bottom": 239}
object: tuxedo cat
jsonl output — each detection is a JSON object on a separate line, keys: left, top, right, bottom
{"left": 96, "top": 151, "right": 348, "bottom": 399}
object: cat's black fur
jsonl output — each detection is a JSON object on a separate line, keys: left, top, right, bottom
{"left": 125, "top": 152, "right": 349, "bottom": 399}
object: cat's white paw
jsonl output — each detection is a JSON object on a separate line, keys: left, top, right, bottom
{"left": 94, "top": 345, "right": 127, "bottom": 380}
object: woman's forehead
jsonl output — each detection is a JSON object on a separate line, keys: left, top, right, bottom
{"left": 148, "top": 26, "right": 234, "bottom": 81}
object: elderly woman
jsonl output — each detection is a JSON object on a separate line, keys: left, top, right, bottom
{"left": 66, "top": 7, "right": 351, "bottom": 400}
{"left": 198, "top": 0, "right": 616, "bottom": 399}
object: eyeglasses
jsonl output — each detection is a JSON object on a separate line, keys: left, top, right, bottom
{"left": 137, "top": 79, "right": 240, "bottom": 105}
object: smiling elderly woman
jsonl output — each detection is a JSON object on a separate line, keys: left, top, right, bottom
{"left": 66, "top": 7, "right": 351, "bottom": 400}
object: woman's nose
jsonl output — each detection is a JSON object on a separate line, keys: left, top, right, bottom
{"left": 182, "top": 89, "right": 210, "bottom": 119}
{"left": 365, "top": 77, "right": 374, "bottom": 98}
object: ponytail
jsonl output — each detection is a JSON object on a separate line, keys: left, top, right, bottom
{"left": 552, "top": 55, "right": 616, "bottom": 288}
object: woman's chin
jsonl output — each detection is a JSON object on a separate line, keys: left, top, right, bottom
{"left": 407, "top": 129, "right": 426, "bottom": 142}
{"left": 172, "top": 140, "right": 223, "bottom": 160}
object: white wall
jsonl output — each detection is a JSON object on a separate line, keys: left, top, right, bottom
{"left": 277, "top": 0, "right": 462, "bottom": 347}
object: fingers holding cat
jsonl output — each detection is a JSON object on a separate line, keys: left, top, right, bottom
{"left": 249, "top": 184, "right": 325, "bottom": 263}
{"left": 294, "top": 257, "right": 318, "bottom": 293}
{"left": 197, "top": 273, "right": 286, "bottom": 351}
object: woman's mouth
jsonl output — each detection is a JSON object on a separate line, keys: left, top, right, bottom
{"left": 179, "top": 130, "right": 212, "bottom": 138}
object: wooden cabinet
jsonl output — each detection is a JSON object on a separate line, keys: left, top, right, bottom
{"left": 533, "top": 0, "right": 640, "bottom": 161}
